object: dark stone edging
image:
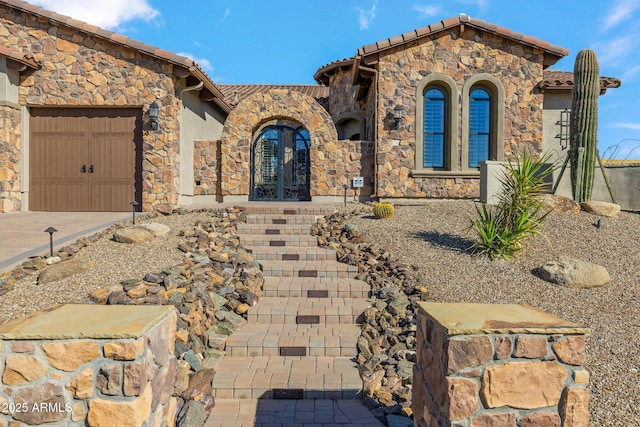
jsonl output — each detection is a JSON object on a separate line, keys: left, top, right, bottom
{"left": 312, "top": 207, "right": 428, "bottom": 425}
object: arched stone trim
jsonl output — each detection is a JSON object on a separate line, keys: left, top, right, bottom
{"left": 220, "top": 89, "right": 338, "bottom": 197}
{"left": 415, "top": 73, "right": 459, "bottom": 172}
{"left": 461, "top": 74, "right": 505, "bottom": 170}
{"left": 335, "top": 112, "right": 366, "bottom": 140}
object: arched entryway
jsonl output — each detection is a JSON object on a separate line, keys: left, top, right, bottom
{"left": 251, "top": 125, "right": 311, "bottom": 201}
{"left": 219, "top": 89, "right": 338, "bottom": 200}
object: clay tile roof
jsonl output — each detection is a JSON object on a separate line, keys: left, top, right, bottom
{"left": 217, "top": 84, "right": 330, "bottom": 109}
{"left": 540, "top": 70, "right": 621, "bottom": 94}
{"left": 356, "top": 13, "right": 569, "bottom": 61}
{"left": 313, "top": 57, "right": 355, "bottom": 85}
{"left": 0, "top": 0, "right": 230, "bottom": 112}
{"left": 0, "top": 45, "right": 39, "bottom": 69}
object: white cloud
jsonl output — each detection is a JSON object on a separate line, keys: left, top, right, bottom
{"left": 621, "top": 63, "right": 640, "bottom": 82}
{"left": 355, "top": 1, "right": 377, "bottom": 30}
{"left": 176, "top": 52, "right": 214, "bottom": 73}
{"left": 602, "top": 0, "right": 640, "bottom": 32}
{"left": 30, "top": 0, "right": 159, "bottom": 30}
{"left": 612, "top": 123, "right": 640, "bottom": 131}
{"left": 593, "top": 35, "right": 633, "bottom": 67}
{"left": 220, "top": 8, "right": 231, "bottom": 23}
{"left": 413, "top": 5, "right": 441, "bottom": 18}
{"left": 456, "top": 0, "right": 489, "bottom": 8}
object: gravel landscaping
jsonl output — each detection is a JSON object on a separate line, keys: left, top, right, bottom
{"left": 345, "top": 200, "right": 639, "bottom": 427}
{"left": 0, "top": 201, "right": 638, "bottom": 426}
{"left": 0, "top": 212, "right": 209, "bottom": 325}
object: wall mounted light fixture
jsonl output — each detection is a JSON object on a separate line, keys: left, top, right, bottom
{"left": 149, "top": 101, "right": 159, "bottom": 131}
{"left": 393, "top": 105, "right": 403, "bottom": 129}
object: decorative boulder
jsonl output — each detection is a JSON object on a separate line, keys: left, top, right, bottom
{"left": 536, "top": 256, "right": 610, "bottom": 288}
{"left": 137, "top": 222, "right": 171, "bottom": 237}
{"left": 38, "top": 260, "right": 91, "bottom": 285}
{"left": 580, "top": 201, "right": 621, "bottom": 217}
{"left": 113, "top": 227, "right": 155, "bottom": 244}
{"left": 540, "top": 194, "right": 580, "bottom": 213}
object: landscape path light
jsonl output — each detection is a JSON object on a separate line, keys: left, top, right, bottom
{"left": 130, "top": 200, "right": 139, "bottom": 224}
{"left": 44, "top": 226, "right": 57, "bottom": 257}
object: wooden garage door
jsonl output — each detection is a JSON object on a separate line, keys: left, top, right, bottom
{"left": 30, "top": 108, "right": 143, "bottom": 211}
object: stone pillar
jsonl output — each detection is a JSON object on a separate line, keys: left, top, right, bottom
{"left": 412, "top": 302, "right": 590, "bottom": 427}
{"left": 0, "top": 304, "right": 177, "bottom": 427}
{"left": 0, "top": 57, "right": 22, "bottom": 213}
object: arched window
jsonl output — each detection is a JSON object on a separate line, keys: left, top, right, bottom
{"left": 414, "top": 74, "right": 458, "bottom": 173}
{"left": 469, "top": 88, "right": 491, "bottom": 168}
{"left": 461, "top": 74, "right": 505, "bottom": 170}
{"left": 423, "top": 88, "right": 446, "bottom": 168}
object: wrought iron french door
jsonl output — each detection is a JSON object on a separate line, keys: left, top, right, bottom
{"left": 250, "top": 125, "right": 311, "bottom": 201}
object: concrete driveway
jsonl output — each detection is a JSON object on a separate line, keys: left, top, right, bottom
{"left": 0, "top": 211, "right": 130, "bottom": 273}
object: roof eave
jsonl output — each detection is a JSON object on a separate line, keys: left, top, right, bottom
{"left": 0, "top": 0, "right": 231, "bottom": 112}
{"left": 356, "top": 15, "right": 568, "bottom": 67}
{"left": 313, "top": 58, "right": 355, "bottom": 85}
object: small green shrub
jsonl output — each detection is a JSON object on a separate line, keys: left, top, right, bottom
{"left": 373, "top": 202, "right": 394, "bottom": 219}
{"left": 469, "top": 151, "right": 555, "bottom": 259}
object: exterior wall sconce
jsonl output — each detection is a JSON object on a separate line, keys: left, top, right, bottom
{"left": 393, "top": 105, "right": 403, "bottom": 129}
{"left": 149, "top": 101, "right": 159, "bottom": 131}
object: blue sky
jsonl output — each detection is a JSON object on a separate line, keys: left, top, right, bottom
{"left": 29, "top": 0, "right": 640, "bottom": 159}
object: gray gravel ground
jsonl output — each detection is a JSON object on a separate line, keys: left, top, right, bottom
{"left": 346, "top": 200, "right": 639, "bottom": 427}
{"left": 0, "top": 211, "right": 214, "bottom": 325}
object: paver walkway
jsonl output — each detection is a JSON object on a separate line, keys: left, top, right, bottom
{"left": 205, "top": 204, "right": 382, "bottom": 427}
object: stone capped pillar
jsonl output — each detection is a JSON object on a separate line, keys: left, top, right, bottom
{"left": 0, "top": 304, "right": 177, "bottom": 427}
{"left": 412, "top": 302, "right": 590, "bottom": 427}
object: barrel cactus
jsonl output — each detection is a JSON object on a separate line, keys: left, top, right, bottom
{"left": 373, "top": 202, "right": 394, "bottom": 219}
{"left": 570, "top": 49, "right": 600, "bottom": 203}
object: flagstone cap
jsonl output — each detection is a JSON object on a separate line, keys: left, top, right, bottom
{"left": 0, "top": 304, "right": 175, "bottom": 340}
{"left": 417, "top": 302, "right": 590, "bottom": 335}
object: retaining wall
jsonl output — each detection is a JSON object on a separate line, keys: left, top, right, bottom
{"left": 481, "top": 160, "right": 640, "bottom": 210}
{"left": 412, "top": 302, "right": 590, "bottom": 427}
{"left": 0, "top": 304, "right": 177, "bottom": 427}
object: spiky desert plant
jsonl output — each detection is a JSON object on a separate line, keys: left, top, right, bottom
{"left": 469, "top": 150, "right": 555, "bottom": 259}
{"left": 570, "top": 48, "right": 600, "bottom": 203}
{"left": 373, "top": 202, "right": 394, "bottom": 219}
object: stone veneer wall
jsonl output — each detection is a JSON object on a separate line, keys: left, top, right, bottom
{"left": 193, "top": 139, "right": 220, "bottom": 197}
{"left": 328, "top": 69, "right": 376, "bottom": 142}
{"left": 0, "top": 5, "right": 184, "bottom": 212}
{"left": 413, "top": 303, "right": 590, "bottom": 427}
{"left": 375, "top": 27, "right": 546, "bottom": 198}
{"left": 0, "top": 305, "right": 178, "bottom": 427}
{"left": 220, "top": 89, "right": 342, "bottom": 197}
{"left": 0, "top": 105, "right": 21, "bottom": 212}
{"left": 318, "top": 139, "right": 375, "bottom": 198}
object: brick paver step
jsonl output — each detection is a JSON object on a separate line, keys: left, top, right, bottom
{"left": 237, "top": 223, "right": 312, "bottom": 236}
{"left": 246, "top": 246, "right": 337, "bottom": 262}
{"left": 204, "top": 398, "right": 384, "bottom": 427}
{"left": 259, "top": 260, "right": 358, "bottom": 279}
{"left": 263, "top": 277, "right": 369, "bottom": 298}
{"left": 247, "top": 297, "right": 369, "bottom": 325}
{"left": 211, "top": 356, "right": 362, "bottom": 400}
{"left": 245, "top": 214, "right": 320, "bottom": 225}
{"left": 225, "top": 324, "right": 361, "bottom": 357}
{"left": 239, "top": 234, "right": 318, "bottom": 248}
{"left": 235, "top": 205, "right": 336, "bottom": 216}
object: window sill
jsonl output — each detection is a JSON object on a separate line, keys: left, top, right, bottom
{"left": 410, "top": 169, "right": 480, "bottom": 178}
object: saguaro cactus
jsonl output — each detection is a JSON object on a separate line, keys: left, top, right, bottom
{"left": 570, "top": 49, "right": 600, "bottom": 203}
